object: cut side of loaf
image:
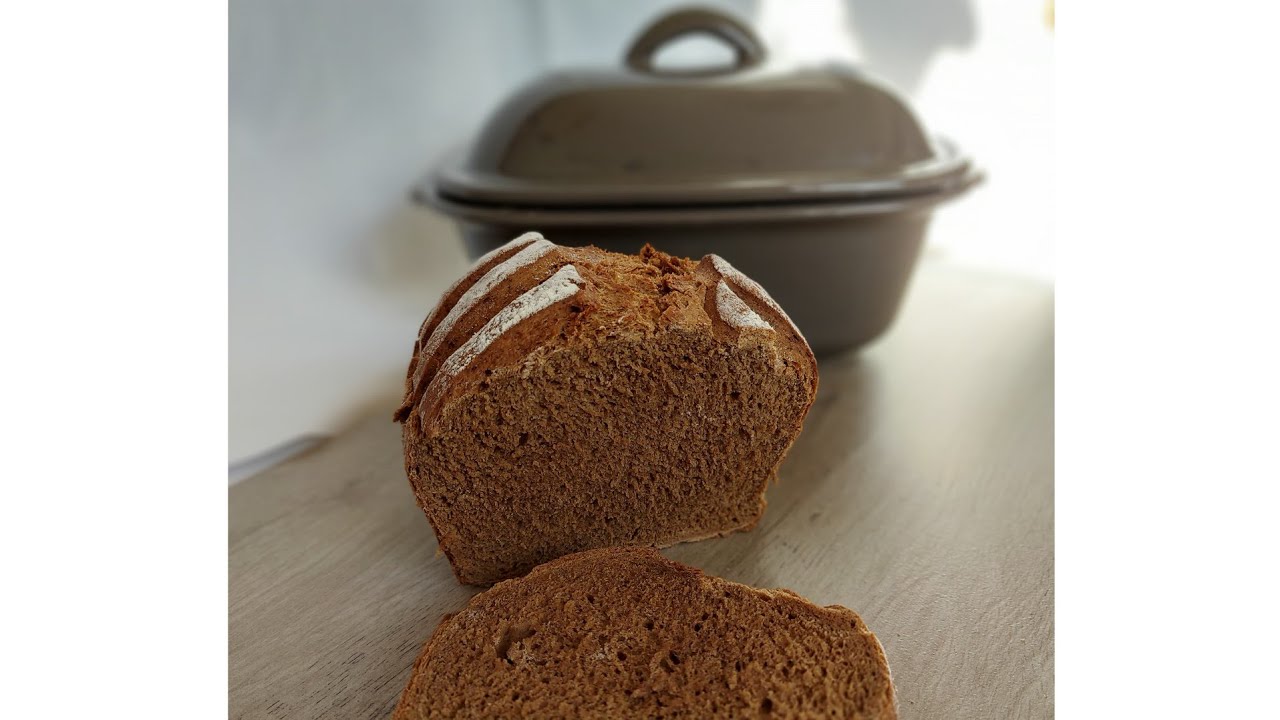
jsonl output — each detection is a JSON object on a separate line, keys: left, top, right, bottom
{"left": 392, "top": 547, "right": 896, "bottom": 719}
{"left": 394, "top": 233, "right": 818, "bottom": 585}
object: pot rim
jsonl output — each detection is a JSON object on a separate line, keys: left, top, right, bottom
{"left": 434, "top": 136, "right": 973, "bottom": 210}
{"left": 420, "top": 168, "right": 983, "bottom": 228}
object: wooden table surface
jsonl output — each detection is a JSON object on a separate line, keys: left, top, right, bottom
{"left": 230, "top": 260, "right": 1055, "bottom": 719}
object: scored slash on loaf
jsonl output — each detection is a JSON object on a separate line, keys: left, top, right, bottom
{"left": 426, "top": 263, "right": 585, "bottom": 427}
{"left": 394, "top": 233, "right": 818, "bottom": 585}
{"left": 715, "top": 279, "right": 772, "bottom": 331}
{"left": 405, "top": 232, "right": 554, "bottom": 407}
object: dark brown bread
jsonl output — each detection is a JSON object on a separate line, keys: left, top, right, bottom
{"left": 394, "top": 233, "right": 818, "bottom": 585}
{"left": 392, "top": 547, "right": 896, "bottom": 719}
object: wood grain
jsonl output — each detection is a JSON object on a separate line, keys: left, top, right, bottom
{"left": 229, "top": 260, "right": 1054, "bottom": 719}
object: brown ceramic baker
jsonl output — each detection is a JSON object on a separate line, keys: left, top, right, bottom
{"left": 419, "top": 7, "right": 981, "bottom": 353}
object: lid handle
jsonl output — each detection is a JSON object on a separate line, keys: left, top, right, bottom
{"left": 625, "top": 7, "right": 766, "bottom": 76}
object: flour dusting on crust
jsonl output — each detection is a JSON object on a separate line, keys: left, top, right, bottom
{"left": 709, "top": 255, "right": 804, "bottom": 340}
{"left": 422, "top": 263, "right": 584, "bottom": 422}
{"left": 415, "top": 232, "right": 544, "bottom": 345}
{"left": 412, "top": 237, "right": 554, "bottom": 392}
{"left": 478, "top": 231, "right": 544, "bottom": 266}
{"left": 716, "top": 280, "right": 772, "bottom": 331}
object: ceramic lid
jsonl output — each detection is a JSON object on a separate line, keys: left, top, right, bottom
{"left": 433, "top": 7, "right": 973, "bottom": 209}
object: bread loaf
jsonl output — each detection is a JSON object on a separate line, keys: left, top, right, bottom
{"left": 394, "top": 233, "right": 818, "bottom": 585}
{"left": 392, "top": 547, "right": 896, "bottom": 719}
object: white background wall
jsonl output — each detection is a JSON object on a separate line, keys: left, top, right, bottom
{"left": 230, "top": 0, "right": 1053, "bottom": 473}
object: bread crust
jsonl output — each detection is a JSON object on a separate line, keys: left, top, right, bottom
{"left": 396, "top": 237, "right": 815, "bottom": 428}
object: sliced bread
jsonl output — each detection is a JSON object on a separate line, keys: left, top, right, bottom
{"left": 392, "top": 547, "right": 896, "bottom": 719}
